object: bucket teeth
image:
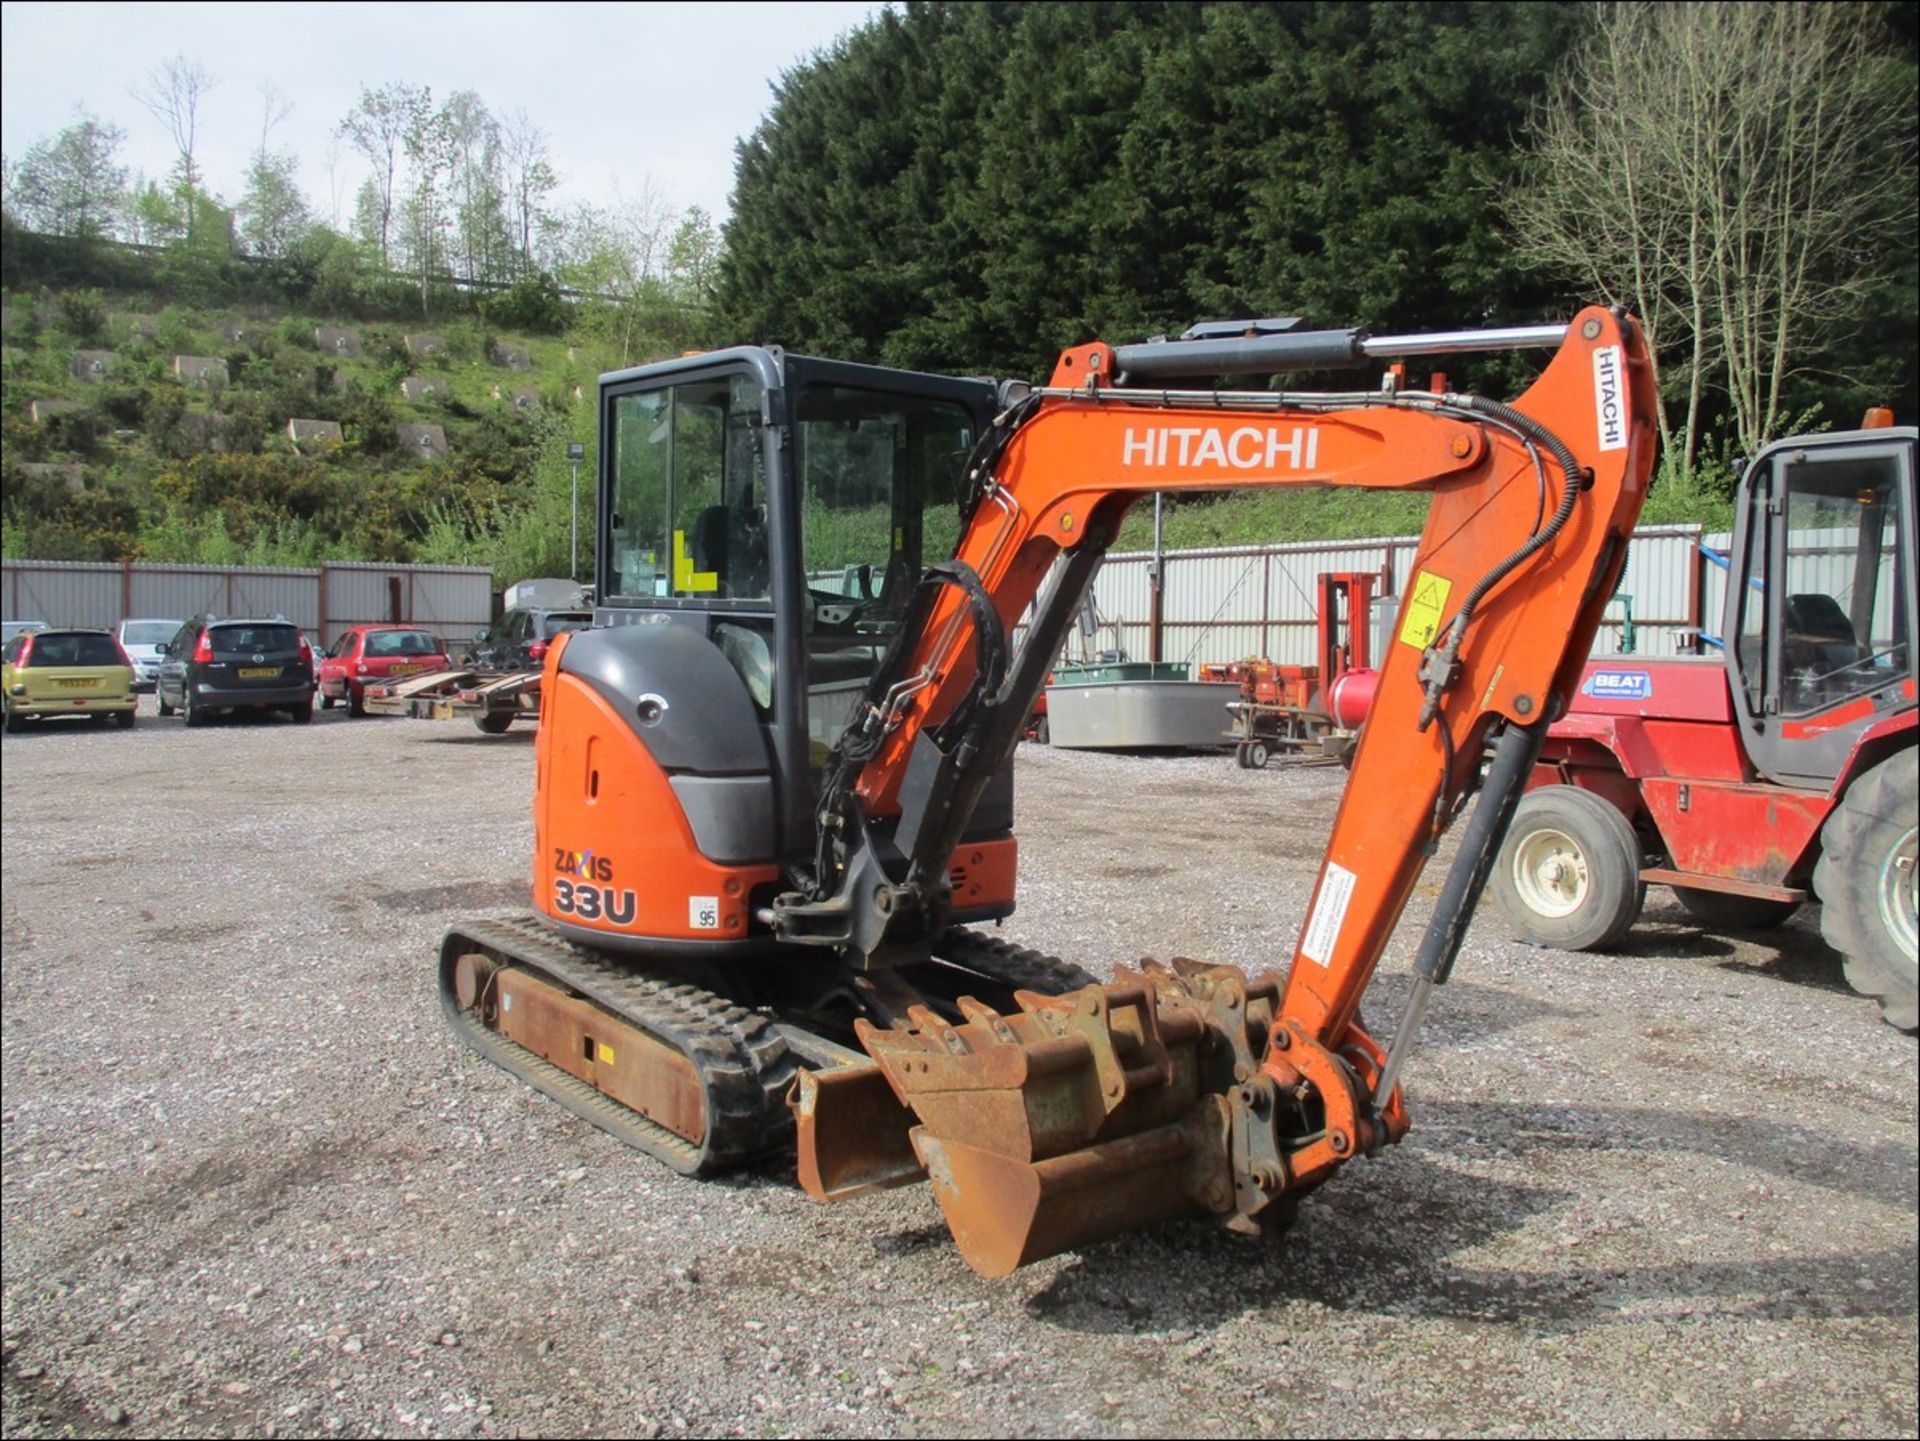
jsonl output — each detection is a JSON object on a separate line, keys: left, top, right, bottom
{"left": 849, "top": 972, "right": 1253, "bottom": 1275}
{"left": 796, "top": 957, "right": 1313, "bottom": 1276}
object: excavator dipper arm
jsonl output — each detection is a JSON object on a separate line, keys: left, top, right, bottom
{"left": 784, "top": 307, "right": 1658, "bottom": 1273}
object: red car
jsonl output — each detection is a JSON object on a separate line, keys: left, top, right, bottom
{"left": 317, "top": 625, "right": 453, "bottom": 716}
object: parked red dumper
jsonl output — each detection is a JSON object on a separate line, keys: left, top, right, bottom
{"left": 1202, "top": 571, "right": 1382, "bottom": 767}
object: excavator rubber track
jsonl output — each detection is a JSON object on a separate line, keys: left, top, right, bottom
{"left": 926, "top": 928, "right": 1100, "bottom": 994}
{"left": 440, "top": 917, "right": 1100, "bottom": 1178}
{"left": 439, "top": 914, "right": 797, "bottom": 1176}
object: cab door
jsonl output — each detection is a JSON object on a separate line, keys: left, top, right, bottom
{"left": 1725, "top": 430, "right": 1918, "bottom": 786}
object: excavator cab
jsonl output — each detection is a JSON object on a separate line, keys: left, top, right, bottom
{"left": 535, "top": 348, "right": 1012, "bottom": 956}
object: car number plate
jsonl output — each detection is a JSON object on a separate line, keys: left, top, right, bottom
{"left": 391, "top": 663, "right": 428, "bottom": 675}
{"left": 57, "top": 678, "right": 93, "bottom": 688}
{"left": 239, "top": 666, "right": 279, "bottom": 679}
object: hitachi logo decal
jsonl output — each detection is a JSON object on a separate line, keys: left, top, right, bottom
{"left": 1122, "top": 425, "right": 1321, "bottom": 471}
{"left": 1592, "top": 345, "right": 1627, "bottom": 452}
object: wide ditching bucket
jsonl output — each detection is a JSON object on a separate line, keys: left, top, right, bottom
{"left": 796, "top": 960, "right": 1290, "bottom": 1277}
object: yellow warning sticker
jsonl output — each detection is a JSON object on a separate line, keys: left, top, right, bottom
{"left": 672, "top": 529, "right": 718, "bottom": 593}
{"left": 1399, "top": 570, "right": 1453, "bottom": 650}
{"left": 599, "top": 1044, "right": 615, "bottom": 1066}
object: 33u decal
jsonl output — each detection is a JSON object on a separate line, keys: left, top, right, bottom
{"left": 551, "top": 877, "right": 637, "bottom": 924}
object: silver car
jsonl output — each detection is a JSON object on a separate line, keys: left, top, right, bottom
{"left": 117, "top": 618, "right": 184, "bottom": 693}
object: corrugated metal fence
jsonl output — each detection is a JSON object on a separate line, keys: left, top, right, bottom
{"left": 10, "top": 523, "right": 1754, "bottom": 667}
{"left": 2, "top": 560, "right": 494, "bottom": 647}
{"left": 1033, "top": 523, "right": 1737, "bottom": 668}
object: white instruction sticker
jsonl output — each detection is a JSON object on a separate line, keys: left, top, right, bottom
{"left": 1592, "top": 344, "right": 1628, "bottom": 452}
{"left": 688, "top": 896, "right": 719, "bottom": 930}
{"left": 1301, "top": 861, "right": 1358, "bottom": 967}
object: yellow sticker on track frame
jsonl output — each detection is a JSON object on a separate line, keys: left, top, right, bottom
{"left": 1398, "top": 570, "right": 1453, "bottom": 650}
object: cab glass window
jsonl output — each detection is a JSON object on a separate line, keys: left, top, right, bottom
{"left": 793, "top": 384, "right": 973, "bottom": 626}
{"left": 1732, "top": 476, "right": 1770, "bottom": 715}
{"left": 607, "top": 374, "right": 768, "bottom": 603}
{"left": 1778, "top": 451, "right": 1909, "bottom": 715}
{"left": 791, "top": 383, "right": 975, "bottom": 770}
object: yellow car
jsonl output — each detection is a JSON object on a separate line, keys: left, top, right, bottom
{"left": 2, "top": 628, "right": 137, "bottom": 732}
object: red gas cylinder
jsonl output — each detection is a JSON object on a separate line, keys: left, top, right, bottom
{"left": 1328, "top": 667, "right": 1380, "bottom": 730}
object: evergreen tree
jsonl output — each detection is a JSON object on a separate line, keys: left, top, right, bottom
{"left": 718, "top": 2, "right": 1580, "bottom": 382}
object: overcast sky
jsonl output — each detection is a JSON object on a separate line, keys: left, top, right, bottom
{"left": 0, "top": 0, "right": 886, "bottom": 229}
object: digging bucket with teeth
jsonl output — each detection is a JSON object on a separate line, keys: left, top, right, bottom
{"left": 791, "top": 957, "right": 1384, "bottom": 1277}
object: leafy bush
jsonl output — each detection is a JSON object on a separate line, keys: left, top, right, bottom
{"left": 37, "top": 405, "right": 105, "bottom": 459}
{"left": 277, "top": 313, "right": 318, "bottom": 350}
{"left": 55, "top": 289, "right": 107, "bottom": 344}
{"left": 155, "top": 305, "right": 196, "bottom": 357}
{"left": 336, "top": 385, "right": 398, "bottom": 456}
{"left": 485, "top": 271, "right": 568, "bottom": 335}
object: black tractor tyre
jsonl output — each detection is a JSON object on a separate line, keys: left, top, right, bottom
{"left": 473, "top": 711, "right": 514, "bottom": 735}
{"left": 1490, "top": 785, "right": 1646, "bottom": 952}
{"left": 1672, "top": 886, "right": 1802, "bottom": 930}
{"left": 1813, "top": 749, "right": 1918, "bottom": 1032}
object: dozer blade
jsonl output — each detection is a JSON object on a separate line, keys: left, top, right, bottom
{"left": 848, "top": 971, "right": 1262, "bottom": 1277}
{"left": 792, "top": 1062, "right": 925, "bottom": 1202}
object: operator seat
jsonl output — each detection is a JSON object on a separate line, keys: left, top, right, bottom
{"left": 1782, "top": 591, "right": 1870, "bottom": 709}
{"left": 690, "top": 503, "right": 771, "bottom": 599}
{"left": 690, "top": 504, "right": 731, "bottom": 588}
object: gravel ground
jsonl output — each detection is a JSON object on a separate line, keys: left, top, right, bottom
{"left": 3, "top": 699, "right": 1915, "bottom": 1439}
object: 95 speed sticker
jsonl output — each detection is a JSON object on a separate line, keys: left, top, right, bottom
{"left": 689, "top": 897, "right": 719, "bottom": 930}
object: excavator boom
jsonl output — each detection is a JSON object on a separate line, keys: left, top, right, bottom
{"left": 786, "top": 306, "right": 1657, "bottom": 1271}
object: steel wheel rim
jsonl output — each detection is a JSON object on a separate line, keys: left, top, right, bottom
{"left": 1880, "top": 821, "right": 1919, "bottom": 967}
{"left": 1513, "top": 827, "right": 1590, "bottom": 918}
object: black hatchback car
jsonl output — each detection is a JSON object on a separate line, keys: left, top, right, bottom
{"left": 155, "top": 617, "right": 315, "bottom": 725}
{"left": 461, "top": 606, "right": 592, "bottom": 672}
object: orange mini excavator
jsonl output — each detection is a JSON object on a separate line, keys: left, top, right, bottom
{"left": 441, "top": 306, "right": 1658, "bottom": 1276}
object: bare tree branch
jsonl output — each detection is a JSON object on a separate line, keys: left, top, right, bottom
{"left": 1503, "top": 2, "right": 1916, "bottom": 462}
{"left": 132, "top": 55, "right": 217, "bottom": 243}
